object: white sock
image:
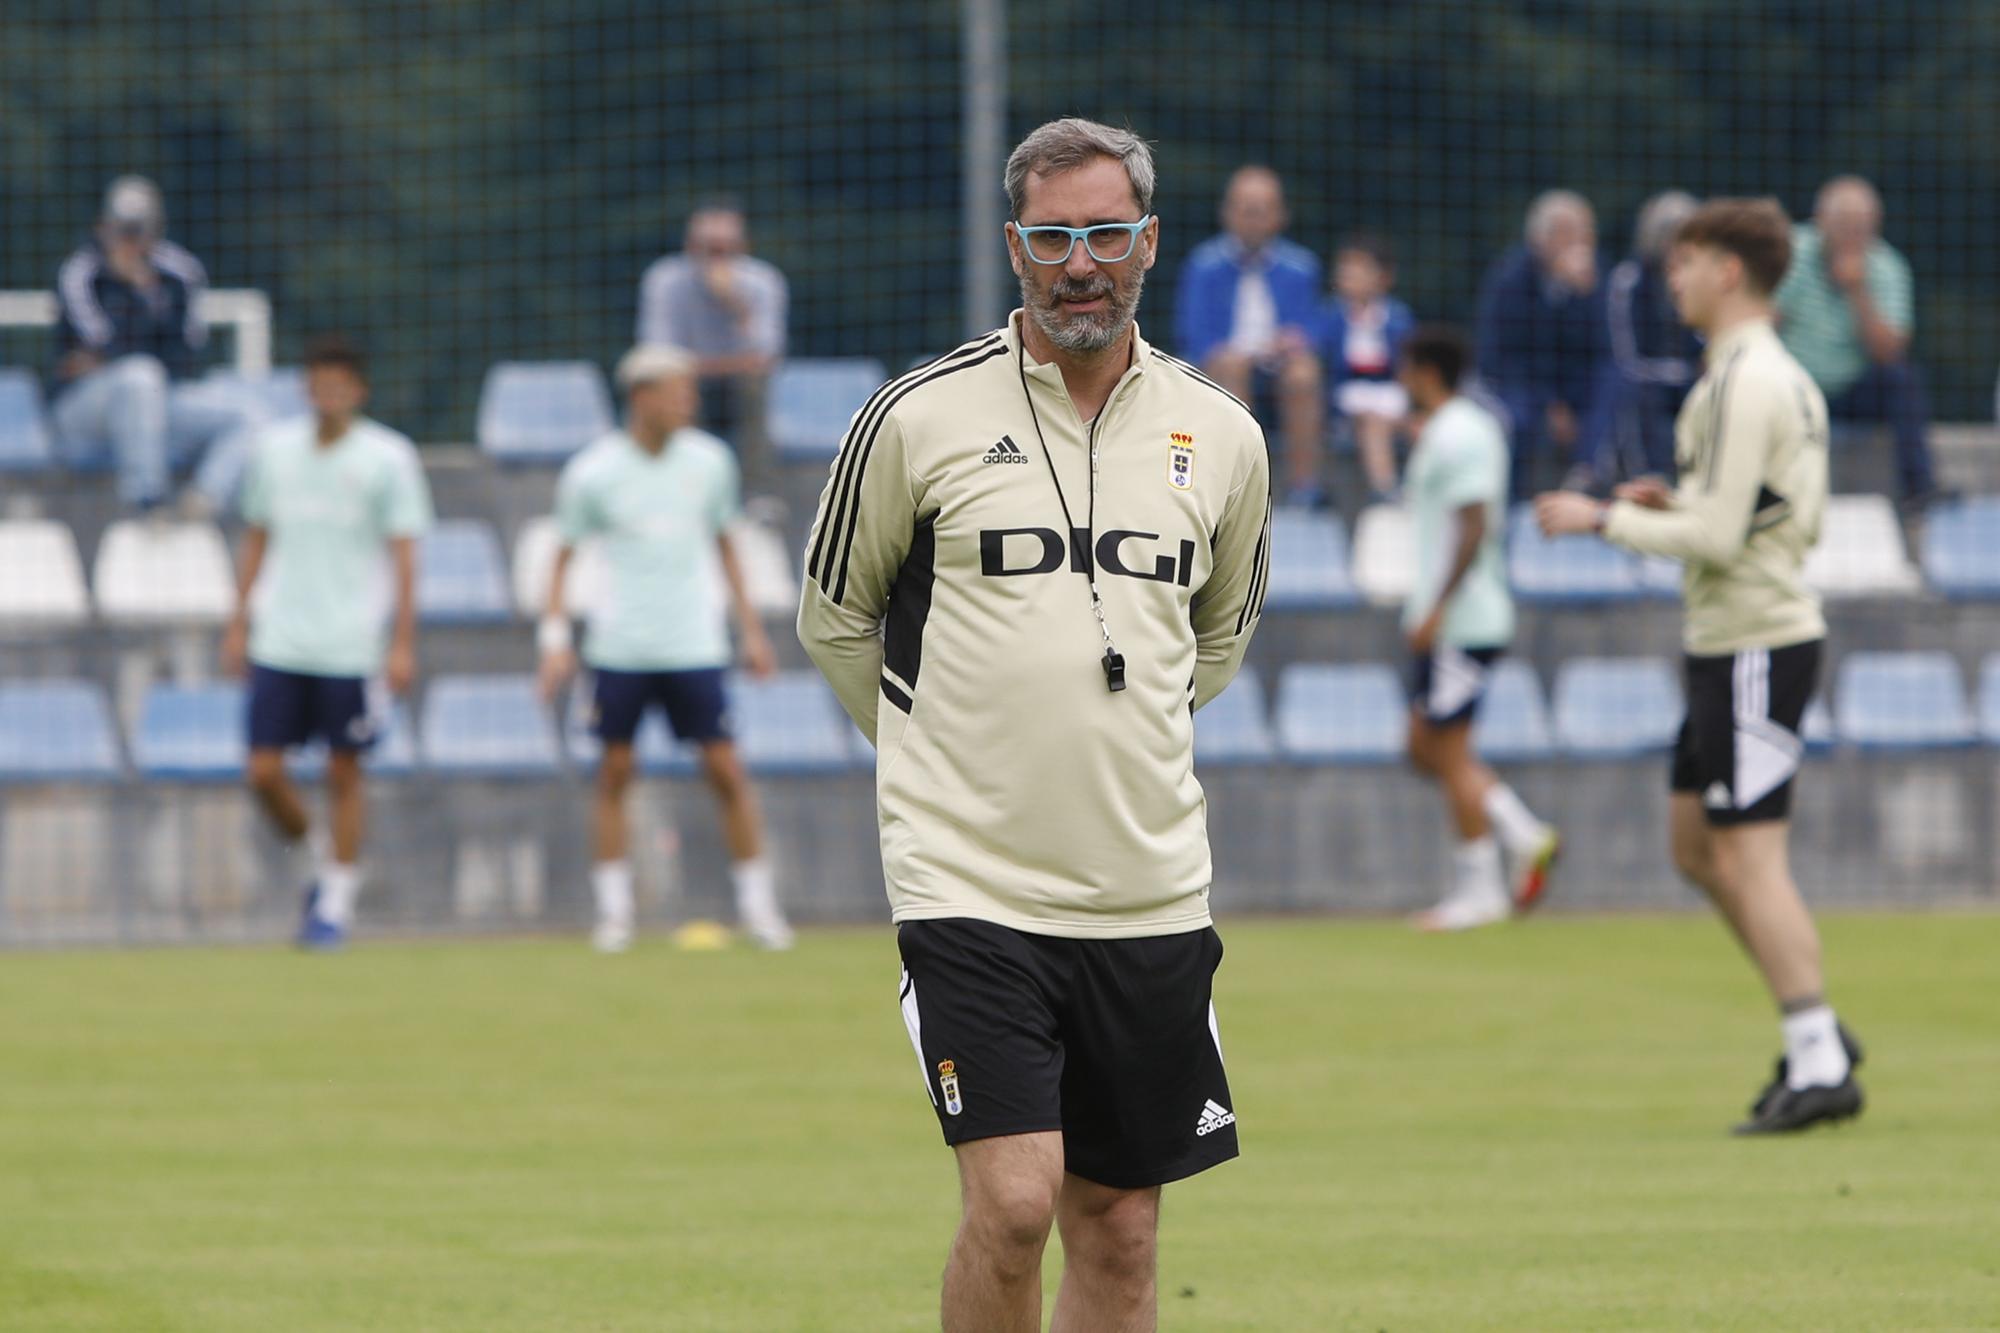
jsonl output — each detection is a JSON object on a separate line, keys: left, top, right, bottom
{"left": 1482, "top": 783, "right": 1548, "bottom": 856}
{"left": 317, "top": 863, "right": 361, "bottom": 927}
{"left": 1781, "top": 1004, "right": 1850, "bottom": 1090}
{"left": 1452, "top": 836, "right": 1507, "bottom": 902}
{"left": 731, "top": 855, "right": 779, "bottom": 922}
{"left": 592, "top": 861, "right": 634, "bottom": 926}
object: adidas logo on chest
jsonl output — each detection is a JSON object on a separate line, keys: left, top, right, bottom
{"left": 981, "top": 435, "right": 1029, "bottom": 465}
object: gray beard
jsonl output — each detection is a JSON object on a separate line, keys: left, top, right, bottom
{"left": 1020, "top": 267, "right": 1146, "bottom": 355}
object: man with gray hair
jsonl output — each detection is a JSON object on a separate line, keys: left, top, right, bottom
{"left": 49, "top": 175, "right": 264, "bottom": 513}
{"left": 1775, "top": 175, "right": 1944, "bottom": 508}
{"left": 1572, "top": 190, "right": 1705, "bottom": 487}
{"left": 798, "top": 116, "right": 1271, "bottom": 1332}
{"left": 1474, "top": 189, "right": 1612, "bottom": 497}
{"left": 538, "top": 343, "right": 789, "bottom": 954}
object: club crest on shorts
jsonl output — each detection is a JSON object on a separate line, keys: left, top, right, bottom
{"left": 1167, "top": 432, "right": 1196, "bottom": 490}
{"left": 937, "top": 1059, "right": 963, "bottom": 1116}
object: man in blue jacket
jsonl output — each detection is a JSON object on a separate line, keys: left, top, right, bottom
{"left": 1175, "top": 166, "right": 1326, "bottom": 506}
{"left": 1473, "top": 190, "right": 1611, "bottom": 499}
{"left": 49, "top": 176, "right": 263, "bottom": 514}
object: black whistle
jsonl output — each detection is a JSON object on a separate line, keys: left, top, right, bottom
{"left": 1102, "top": 649, "right": 1127, "bottom": 693}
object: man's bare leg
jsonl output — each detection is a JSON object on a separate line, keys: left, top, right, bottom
{"left": 1276, "top": 348, "right": 1326, "bottom": 497}
{"left": 943, "top": 1132, "right": 1064, "bottom": 1333}
{"left": 1050, "top": 1174, "right": 1160, "bottom": 1333}
{"left": 1670, "top": 797, "right": 1822, "bottom": 1005}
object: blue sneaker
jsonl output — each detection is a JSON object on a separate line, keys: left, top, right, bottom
{"left": 295, "top": 882, "right": 346, "bottom": 951}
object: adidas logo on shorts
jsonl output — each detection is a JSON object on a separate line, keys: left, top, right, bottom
{"left": 1194, "top": 1098, "right": 1236, "bottom": 1137}
{"left": 981, "top": 435, "right": 1028, "bottom": 465}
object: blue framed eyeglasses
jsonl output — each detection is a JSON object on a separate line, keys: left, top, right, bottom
{"left": 1012, "top": 216, "right": 1153, "bottom": 265}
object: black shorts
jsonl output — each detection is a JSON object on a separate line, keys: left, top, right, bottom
{"left": 895, "top": 918, "right": 1238, "bottom": 1190}
{"left": 246, "top": 664, "right": 381, "bottom": 753}
{"left": 590, "top": 667, "right": 732, "bottom": 745}
{"left": 1407, "top": 645, "right": 1503, "bottom": 726}
{"left": 1671, "top": 640, "right": 1821, "bottom": 826}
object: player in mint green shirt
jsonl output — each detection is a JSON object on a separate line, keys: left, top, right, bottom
{"left": 1396, "top": 326, "right": 1558, "bottom": 931}
{"left": 537, "top": 344, "right": 790, "bottom": 953}
{"left": 222, "top": 336, "right": 433, "bottom": 949}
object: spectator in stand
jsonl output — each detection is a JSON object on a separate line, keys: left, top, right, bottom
{"left": 1776, "top": 175, "right": 1947, "bottom": 510}
{"left": 1474, "top": 190, "right": 1610, "bottom": 499}
{"left": 637, "top": 196, "right": 788, "bottom": 496}
{"left": 1320, "top": 232, "right": 1416, "bottom": 502}
{"left": 1572, "top": 190, "right": 1704, "bottom": 489}
{"left": 1175, "top": 166, "right": 1327, "bottom": 507}
{"left": 49, "top": 175, "right": 264, "bottom": 515}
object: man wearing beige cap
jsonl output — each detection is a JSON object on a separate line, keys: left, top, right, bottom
{"left": 49, "top": 175, "right": 263, "bottom": 513}
{"left": 538, "top": 344, "right": 791, "bottom": 954}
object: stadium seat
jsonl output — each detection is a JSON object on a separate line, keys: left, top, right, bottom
{"left": 1350, "top": 503, "right": 1413, "bottom": 606}
{"left": 1801, "top": 694, "right": 1837, "bottom": 754}
{"left": 420, "top": 520, "right": 512, "bottom": 624}
{"left": 0, "top": 367, "right": 54, "bottom": 473}
{"left": 133, "top": 683, "right": 418, "bottom": 781}
{"left": 733, "top": 671, "right": 858, "bottom": 775}
{"left": 1639, "top": 556, "right": 1683, "bottom": 600}
{"left": 0, "top": 519, "right": 91, "bottom": 625}
{"left": 1194, "top": 668, "right": 1275, "bottom": 766}
{"left": 510, "top": 515, "right": 608, "bottom": 620}
{"left": 1979, "top": 657, "right": 2000, "bottom": 746}
{"left": 769, "top": 358, "right": 886, "bottom": 461}
{"left": 475, "top": 361, "right": 615, "bottom": 465}
{"left": 93, "top": 519, "right": 235, "bottom": 623}
{"left": 1472, "top": 660, "right": 1554, "bottom": 762}
{"left": 1264, "top": 511, "right": 1362, "bottom": 611}
{"left": 1804, "top": 495, "right": 1922, "bottom": 597}
{"left": 1834, "top": 651, "right": 1975, "bottom": 751}
{"left": 1920, "top": 498, "right": 2000, "bottom": 599}
{"left": 1553, "top": 657, "right": 1682, "bottom": 758}
{"left": 1274, "top": 663, "right": 1405, "bottom": 764}
{"left": 420, "top": 675, "right": 561, "bottom": 777}
{"left": 202, "top": 366, "right": 309, "bottom": 420}
{"left": 1508, "top": 509, "right": 1643, "bottom": 603}
{"left": 0, "top": 680, "right": 121, "bottom": 782}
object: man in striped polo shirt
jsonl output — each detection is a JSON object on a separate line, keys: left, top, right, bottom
{"left": 1775, "top": 176, "right": 1945, "bottom": 510}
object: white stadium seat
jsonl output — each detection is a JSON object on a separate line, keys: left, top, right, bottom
{"left": 0, "top": 519, "right": 91, "bottom": 625}
{"left": 1803, "top": 495, "right": 1921, "bottom": 597}
{"left": 93, "top": 519, "right": 235, "bottom": 624}
{"left": 1350, "top": 503, "right": 1414, "bottom": 606}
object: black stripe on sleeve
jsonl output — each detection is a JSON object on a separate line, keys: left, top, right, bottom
{"left": 1701, "top": 348, "right": 1745, "bottom": 489}
{"left": 1235, "top": 500, "right": 1272, "bottom": 634}
{"left": 828, "top": 343, "right": 1009, "bottom": 605}
{"left": 880, "top": 677, "right": 914, "bottom": 715}
{"left": 809, "top": 333, "right": 1002, "bottom": 590}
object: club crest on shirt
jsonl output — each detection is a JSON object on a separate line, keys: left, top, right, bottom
{"left": 937, "top": 1059, "right": 963, "bottom": 1116}
{"left": 1168, "top": 432, "right": 1196, "bottom": 490}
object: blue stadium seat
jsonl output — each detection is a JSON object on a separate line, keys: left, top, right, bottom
{"left": 0, "top": 680, "right": 121, "bottom": 783}
{"left": 1472, "top": 660, "right": 1554, "bottom": 762}
{"left": 0, "top": 368, "right": 53, "bottom": 473}
{"left": 1508, "top": 509, "right": 1644, "bottom": 604}
{"left": 1553, "top": 657, "right": 1682, "bottom": 758}
{"left": 134, "top": 683, "right": 417, "bottom": 781}
{"left": 421, "top": 675, "right": 560, "bottom": 777}
{"left": 1920, "top": 498, "right": 2000, "bottom": 599}
{"left": 1274, "top": 663, "right": 1405, "bottom": 764}
{"left": 769, "top": 358, "right": 886, "bottom": 461}
{"left": 1801, "top": 694, "right": 1837, "bottom": 754}
{"left": 1834, "top": 652, "right": 1975, "bottom": 751}
{"left": 420, "top": 520, "right": 512, "bottom": 624}
{"left": 476, "top": 361, "right": 615, "bottom": 465}
{"left": 1980, "top": 657, "right": 2000, "bottom": 746}
{"left": 1195, "top": 669, "right": 1274, "bottom": 766}
{"left": 203, "top": 366, "right": 310, "bottom": 420}
{"left": 732, "top": 671, "right": 857, "bottom": 775}
{"left": 1264, "top": 511, "right": 1362, "bottom": 611}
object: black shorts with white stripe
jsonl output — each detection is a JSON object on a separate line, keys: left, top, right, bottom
{"left": 1671, "top": 639, "right": 1822, "bottom": 826}
{"left": 1407, "top": 644, "right": 1503, "bottom": 727}
{"left": 895, "top": 917, "right": 1238, "bottom": 1190}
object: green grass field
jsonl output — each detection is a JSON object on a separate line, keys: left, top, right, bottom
{"left": 3, "top": 914, "right": 1998, "bottom": 1332}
